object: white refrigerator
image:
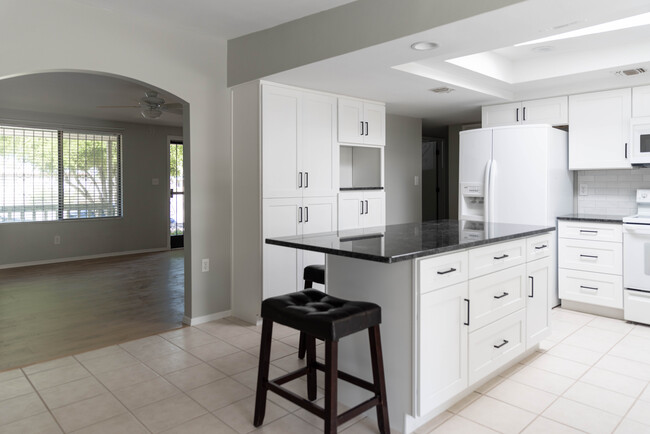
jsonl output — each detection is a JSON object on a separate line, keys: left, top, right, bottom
{"left": 459, "top": 124, "right": 573, "bottom": 226}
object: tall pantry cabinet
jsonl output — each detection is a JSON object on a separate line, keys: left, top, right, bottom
{"left": 232, "top": 82, "right": 339, "bottom": 323}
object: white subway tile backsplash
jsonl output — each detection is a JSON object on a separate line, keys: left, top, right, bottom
{"left": 576, "top": 168, "right": 650, "bottom": 216}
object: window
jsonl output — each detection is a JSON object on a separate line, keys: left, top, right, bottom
{"left": 0, "top": 125, "right": 122, "bottom": 223}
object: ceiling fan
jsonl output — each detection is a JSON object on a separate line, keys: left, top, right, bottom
{"left": 97, "top": 90, "right": 183, "bottom": 119}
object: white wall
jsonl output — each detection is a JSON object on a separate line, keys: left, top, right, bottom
{"left": 1, "top": 0, "right": 230, "bottom": 320}
{"left": 385, "top": 114, "right": 422, "bottom": 224}
{"left": 0, "top": 108, "right": 181, "bottom": 266}
{"left": 576, "top": 168, "right": 650, "bottom": 215}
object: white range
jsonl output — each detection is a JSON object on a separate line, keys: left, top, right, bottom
{"left": 623, "top": 189, "right": 650, "bottom": 325}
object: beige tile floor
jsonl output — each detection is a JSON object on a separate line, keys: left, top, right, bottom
{"left": 1, "top": 308, "right": 650, "bottom": 433}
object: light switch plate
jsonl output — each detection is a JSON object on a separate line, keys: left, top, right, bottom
{"left": 579, "top": 184, "right": 588, "bottom": 196}
{"left": 152, "top": 178, "right": 159, "bottom": 185}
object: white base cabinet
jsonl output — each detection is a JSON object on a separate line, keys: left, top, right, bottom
{"left": 417, "top": 234, "right": 553, "bottom": 417}
{"left": 558, "top": 221, "right": 623, "bottom": 309}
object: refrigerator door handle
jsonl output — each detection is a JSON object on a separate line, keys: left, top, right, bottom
{"left": 488, "top": 160, "right": 497, "bottom": 222}
{"left": 483, "top": 160, "right": 492, "bottom": 223}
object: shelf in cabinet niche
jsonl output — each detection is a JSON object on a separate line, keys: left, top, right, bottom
{"left": 340, "top": 145, "right": 383, "bottom": 189}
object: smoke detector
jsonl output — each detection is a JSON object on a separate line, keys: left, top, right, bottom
{"left": 430, "top": 87, "right": 455, "bottom": 94}
{"left": 616, "top": 68, "right": 647, "bottom": 76}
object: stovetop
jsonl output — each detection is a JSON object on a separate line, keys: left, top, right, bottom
{"left": 624, "top": 189, "right": 650, "bottom": 225}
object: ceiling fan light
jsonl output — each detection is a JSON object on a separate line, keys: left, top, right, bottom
{"left": 141, "top": 108, "right": 162, "bottom": 119}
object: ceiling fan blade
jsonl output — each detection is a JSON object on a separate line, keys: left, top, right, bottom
{"left": 96, "top": 105, "right": 140, "bottom": 108}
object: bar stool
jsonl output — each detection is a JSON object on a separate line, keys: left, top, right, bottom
{"left": 253, "top": 289, "right": 390, "bottom": 434}
{"left": 299, "top": 264, "right": 326, "bottom": 359}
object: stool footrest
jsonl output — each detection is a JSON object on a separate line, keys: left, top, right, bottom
{"left": 271, "top": 367, "right": 308, "bottom": 386}
{"left": 313, "top": 361, "right": 377, "bottom": 393}
{"left": 268, "top": 381, "right": 324, "bottom": 417}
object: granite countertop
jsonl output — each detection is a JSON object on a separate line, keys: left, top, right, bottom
{"left": 266, "top": 219, "right": 555, "bottom": 264}
{"left": 340, "top": 187, "right": 384, "bottom": 191}
{"left": 557, "top": 214, "right": 627, "bottom": 223}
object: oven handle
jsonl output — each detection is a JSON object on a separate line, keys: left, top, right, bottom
{"left": 623, "top": 224, "right": 650, "bottom": 236}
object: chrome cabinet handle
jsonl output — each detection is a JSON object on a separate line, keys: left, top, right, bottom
{"left": 534, "top": 244, "right": 547, "bottom": 250}
{"left": 580, "top": 285, "right": 598, "bottom": 291}
{"left": 298, "top": 172, "right": 302, "bottom": 188}
{"left": 494, "top": 339, "right": 509, "bottom": 349}
{"left": 463, "top": 299, "right": 470, "bottom": 326}
{"left": 304, "top": 172, "right": 308, "bottom": 188}
{"left": 305, "top": 206, "right": 309, "bottom": 223}
{"left": 365, "top": 121, "right": 369, "bottom": 136}
{"left": 580, "top": 254, "right": 598, "bottom": 259}
{"left": 437, "top": 268, "right": 456, "bottom": 275}
{"left": 360, "top": 121, "right": 364, "bottom": 136}
{"left": 360, "top": 201, "right": 364, "bottom": 215}
{"left": 365, "top": 200, "right": 368, "bottom": 214}
{"left": 494, "top": 254, "right": 509, "bottom": 260}
{"left": 299, "top": 207, "right": 303, "bottom": 223}
{"left": 580, "top": 229, "right": 598, "bottom": 234}
{"left": 529, "top": 276, "right": 534, "bottom": 298}
{"left": 493, "top": 292, "right": 509, "bottom": 299}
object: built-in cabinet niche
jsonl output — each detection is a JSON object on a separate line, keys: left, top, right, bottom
{"left": 340, "top": 145, "right": 383, "bottom": 189}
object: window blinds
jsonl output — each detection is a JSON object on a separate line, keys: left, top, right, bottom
{"left": 0, "top": 125, "right": 122, "bottom": 223}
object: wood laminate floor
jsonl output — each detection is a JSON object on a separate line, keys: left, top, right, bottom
{"left": 0, "top": 250, "right": 184, "bottom": 372}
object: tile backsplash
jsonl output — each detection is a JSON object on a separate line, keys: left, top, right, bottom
{"left": 576, "top": 168, "right": 650, "bottom": 216}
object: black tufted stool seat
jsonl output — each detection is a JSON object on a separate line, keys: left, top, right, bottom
{"left": 254, "top": 289, "right": 390, "bottom": 434}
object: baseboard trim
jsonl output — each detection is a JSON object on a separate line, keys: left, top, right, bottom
{"left": 0, "top": 248, "right": 170, "bottom": 269}
{"left": 184, "top": 310, "right": 232, "bottom": 326}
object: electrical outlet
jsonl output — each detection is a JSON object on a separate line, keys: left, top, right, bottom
{"left": 414, "top": 175, "right": 419, "bottom": 186}
{"left": 54, "top": 235, "right": 61, "bottom": 245}
{"left": 579, "top": 184, "right": 589, "bottom": 196}
{"left": 201, "top": 258, "right": 209, "bottom": 272}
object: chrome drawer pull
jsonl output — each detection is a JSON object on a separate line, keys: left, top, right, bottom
{"left": 580, "top": 285, "right": 598, "bottom": 291}
{"left": 580, "top": 230, "right": 598, "bottom": 234}
{"left": 493, "top": 254, "right": 509, "bottom": 260}
{"left": 493, "top": 292, "right": 509, "bottom": 299}
{"left": 437, "top": 267, "right": 457, "bottom": 275}
{"left": 534, "top": 244, "right": 547, "bottom": 250}
{"left": 580, "top": 254, "right": 598, "bottom": 259}
{"left": 494, "top": 340, "right": 509, "bottom": 349}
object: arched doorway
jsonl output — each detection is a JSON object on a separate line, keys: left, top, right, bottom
{"left": 0, "top": 71, "right": 190, "bottom": 369}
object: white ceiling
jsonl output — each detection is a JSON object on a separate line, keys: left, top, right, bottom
{"left": 4, "top": 0, "right": 650, "bottom": 130}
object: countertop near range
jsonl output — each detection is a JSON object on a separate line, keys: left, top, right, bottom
{"left": 557, "top": 214, "right": 626, "bottom": 223}
{"left": 266, "top": 219, "right": 555, "bottom": 264}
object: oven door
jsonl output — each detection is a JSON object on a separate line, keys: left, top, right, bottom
{"left": 623, "top": 223, "right": 650, "bottom": 290}
{"left": 631, "top": 119, "right": 650, "bottom": 165}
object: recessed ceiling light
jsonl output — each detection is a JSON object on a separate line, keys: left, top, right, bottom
{"left": 430, "top": 87, "right": 454, "bottom": 93}
{"left": 531, "top": 45, "right": 554, "bottom": 53}
{"left": 411, "top": 41, "right": 439, "bottom": 51}
{"left": 515, "top": 11, "right": 650, "bottom": 46}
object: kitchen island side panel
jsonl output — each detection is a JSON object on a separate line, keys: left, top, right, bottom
{"left": 326, "top": 254, "right": 414, "bottom": 433}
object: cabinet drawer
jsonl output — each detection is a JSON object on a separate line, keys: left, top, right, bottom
{"left": 469, "top": 239, "right": 526, "bottom": 279}
{"left": 418, "top": 251, "right": 469, "bottom": 293}
{"left": 469, "top": 264, "right": 526, "bottom": 331}
{"left": 558, "top": 268, "right": 623, "bottom": 308}
{"left": 527, "top": 233, "right": 553, "bottom": 261}
{"left": 558, "top": 238, "right": 622, "bottom": 275}
{"left": 469, "top": 309, "right": 525, "bottom": 385}
{"left": 558, "top": 221, "right": 622, "bottom": 243}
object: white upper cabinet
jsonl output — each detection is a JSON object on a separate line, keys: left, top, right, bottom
{"left": 262, "top": 84, "right": 338, "bottom": 198}
{"left": 569, "top": 88, "right": 631, "bottom": 170}
{"left": 338, "top": 98, "right": 385, "bottom": 146}
{"left": 482, "top": 96, "right": 568, "bottom": 128}
{"left": 633, "top": 85, "right": 650, "bottom": 117}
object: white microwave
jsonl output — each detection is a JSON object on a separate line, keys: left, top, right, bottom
{"left": 631, "top": 118, "right": 650, "bottom": 165}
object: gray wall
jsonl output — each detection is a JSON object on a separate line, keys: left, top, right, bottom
{"left": 0, "top": 109, "right": 182, "bottom": 266}
{"left": 385, "top": 114, "right": 422, "bottom": 225}
{"left": 448, "top": 124, "right": 462, "bottom": 220}
{"left": 227, "top": 0, "right": 526, "bottom": 86}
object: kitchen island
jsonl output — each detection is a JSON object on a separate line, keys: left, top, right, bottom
{"left": 266, "top": 220, "right": 556, "bottom": 433}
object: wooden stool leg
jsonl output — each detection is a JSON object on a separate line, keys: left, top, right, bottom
{"left": 298, "top": 332, "right": 307, "bottom": 359}
{"left": 253, "top": 319, "right": 273, "bottom": 427}
{"left": 369, "top": 325, "right": 390, "bottom": 434}
{"left": 324, "top": 339, "right": 338, "bottom": 434}
{"left": 306, "top": 334, "right": 317, "bottom": 401}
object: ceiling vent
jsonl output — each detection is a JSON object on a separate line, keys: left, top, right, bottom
{"left": 616, "top": 68, "right": 647, "bottom": 76}
{"left": 430, "top": 87, "right": 455, "bottom": 94}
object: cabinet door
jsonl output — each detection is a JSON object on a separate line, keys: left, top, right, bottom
{"left": 633, "top": 85, "right": 650, "bottom": 117}
{"left": 569, "top": 89, "right": 631, "bottom": 170}
{"left": 338, "top": 192, "right": 363, "bottom": 230}
{"left": 300, "top": 196, "right": 337, "bottom": 288}
{"left": 468, "top": 264, "right": 526, "bottom": 331}
{"left": 262, "top": 85, "right": 302, "bottom": 198}
{"left": 262, "top": 198, "right": 301, "bottom": 298}
{"left": 522, "top": 96, "right": 568, "bottom": 125}
{"left": 362, "top": 191, "right": 385, "bottom": 228}
{"left": 418, "top": 282, "right": 468, "bottom": 416}
{"left": 338, "top": 98, "right": 364, "bottom": 144}
{"left": 527, "top": 257, "right": 551, "bottom": 348}
{"left": 302, "top": 93, "right": 338, "bottom": 197}
{"left": 481, "top": 102, "right": 522, "bottom": 127}
{"left": 363, "top": 102, "right": 386, "bottom": 146}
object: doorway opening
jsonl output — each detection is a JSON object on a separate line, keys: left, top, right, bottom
{"left": 169, "top": 138, "right": 184, "bottom": 249}
{"left": 422, "top": 137, "right": 449, "bottom": 221}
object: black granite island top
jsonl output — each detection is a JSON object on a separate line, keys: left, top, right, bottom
{"left": 557, "top": 213, "right": 626, "bottom": 223}
{"left": 266, "top": 220, "right": 555, "bottom": 264}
